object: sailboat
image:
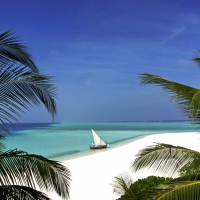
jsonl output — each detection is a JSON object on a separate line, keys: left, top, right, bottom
{"left": 90, "top": 129, "right": 109, "bottom": 149}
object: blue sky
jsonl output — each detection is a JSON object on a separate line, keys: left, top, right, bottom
{"left": 1, "top": 0, "right": 200, "bottom": 122}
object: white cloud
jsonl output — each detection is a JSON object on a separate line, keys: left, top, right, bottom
{"left": 161, "top": 26, "right": 186, "bottom": 44}
{"left": 85, "top": 79, "right": 92, "bottom": 85}
{"left": 176, "top": 59, "right": 193, "bottom": 66}
{"left": 50, "top": 50, "right": 62, "bottom": 56}
{"left": 177, "top": 13, "right": 200, "bottom": 26}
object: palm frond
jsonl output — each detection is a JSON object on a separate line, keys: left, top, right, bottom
{"left": 0, "top": 65, "right": 57, "bottom": 134}
{"left": 0, "top": 185, "right": 51, "bottom": 200}
{"left": 139, "top": 73, "right": 200, "bottom": 118}
{"left": 172, "top": 174, "right": 200, "bottom": 182}
{"left": 110, "top": 172, "right": 133, "bottom": 197}
{"left": 145, "top": 181, "right": 200, "bottom": 200}
{"left": 0, "top": 28, "right": 38, "bottom": 73}
{"left": 0, "top": 149, "right": 71, "bottom": 199}
{"left": 0, "top": 134, "right": 6, "bottom": 153}
{"left": 131, "top": 143, "right": 200, "bottom": 178}
{"left": 192, "top": 51, "right": 200, "bottom": 66}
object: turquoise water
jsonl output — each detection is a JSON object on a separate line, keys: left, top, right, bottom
{"left": 4, "top": 121, "right": 200, "bottom": 161}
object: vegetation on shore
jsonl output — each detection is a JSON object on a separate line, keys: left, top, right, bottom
{"left": 111, "top": 175, "right": 172, "bottom": 200}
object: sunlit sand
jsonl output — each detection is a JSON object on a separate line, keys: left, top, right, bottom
{"left": 47, "top": 132, "right": 200, "bottom": 200}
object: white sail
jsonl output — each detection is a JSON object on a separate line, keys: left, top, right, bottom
{"left": 91, "top": 129, "right": 106, "bottom": 146}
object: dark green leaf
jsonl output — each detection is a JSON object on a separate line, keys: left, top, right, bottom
{"left": 0, "top": 185, "right": 51, "bottom": 200}
{"left": 0, "top": 149, "right": 71, "bottom": 199}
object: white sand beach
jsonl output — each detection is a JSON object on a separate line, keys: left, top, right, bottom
{"left": 48, "top": 132, "right": 200, "bottom": 200}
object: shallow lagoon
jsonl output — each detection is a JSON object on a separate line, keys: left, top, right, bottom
{"left": 5, "top": 121, "right": 199, "bottom": 161}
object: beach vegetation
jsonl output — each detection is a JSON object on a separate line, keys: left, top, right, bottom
{"left": 178, "top": 159, "right": 200, "bottom": 176}
{"left": 111, "top": 175, "right": 172, "bottom": 200}
{"left": 110, "top": 172, "right": 133, "bottom": 197}
{"left": 130, "top": 143, "right": 200, "bottom": 199}
{"left": 0, "top": 28, "right": 71, "bottom": 199}
{"left": 113, "top": 143, "right": 200, "bottom": 199}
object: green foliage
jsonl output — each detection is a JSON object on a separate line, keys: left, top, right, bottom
{"left": 0, "top": 28, "right": 71, "bottom": 199}
{"left": 116, "top": 176, "right": 172, "bottom": 200}
{"left": 0, "top": 28, "right": 58, "bottom": 135}
{"left": 116, "top": 176, "right": 200, "bottom": 200}
{"left": 110, "top": 172, "right": 133, "bottom": 197}
{"left": 131, "top": 143, "right": 200, "bottom": 177}
{"left": 147, "top": 181, "right": 200, "bottom": 200}
{"left": 0, "top": 185, "right": 51, "bottom": 200}
{"left": 139, "top": 73, "right": 199, "bottom": 119}
{"left": 128, "top": 142, "right": 200, "bottom": 199}
{"left": 0, "top": 149, "right": 71, "bottom": 198}
{"left": 0, "top": 28, "right": 38, "bottom": 72}
{"left": 130, "top": 176, "right": 172, "bottom": 195}
{"left": 126, "top": 52, "right": 200, "bottom": 199}
{"left": 139, "top": 52, "right": 200, "bottom": 121}
{"left": 178, "top": 159, "right": 200, "bottom": 177}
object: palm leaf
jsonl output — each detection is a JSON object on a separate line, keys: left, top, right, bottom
{"left": 0, "top": 28, "right": 38, "bottom": 73}
{"left": 139, "top": 73, "right": 200, "bottom": 118}
{"left": 172, "top": 174, "right": 200, "bottom": 182}
{"left": 0, "top": 134, "right": 6, "bottom": 153}
{"left": 110, "top": 172, "right": 133, "bottom": 196}
{"left": 0, "top": 134, "right": 6, "bottom": 156}
{"left": 192, "top": 51, "right": 200, "bottom": 65}
{"left": 0, "top": 185, "right": 51, "bottom": 200}
{"left": 144, "top": 181, "right": 200, "bottom": 200}
{"left": 0, "top": 65, "right": 57, "bottom": 134}
{"left": 0, "top": 149, "right": 71, "bottom": 199}
{"left": 131, "top": 143, "right": 200, "bottom": 178}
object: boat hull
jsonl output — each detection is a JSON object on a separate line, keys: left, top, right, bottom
{"left": 89, "top": 144, "right": 108, "bottom": 149}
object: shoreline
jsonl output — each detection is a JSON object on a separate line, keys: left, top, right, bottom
{"left": 47, "top": 132, "right": 200, "bottom": 200}
{"left": 56, "top": 134, "right": 148, "bottom": 162}
{"left": 54, "top": 131, "right": 193, "bottom": 162}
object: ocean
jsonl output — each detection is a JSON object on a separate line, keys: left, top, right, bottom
{"left": 4, "top": 121, "right": 200, "bottom": 161}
